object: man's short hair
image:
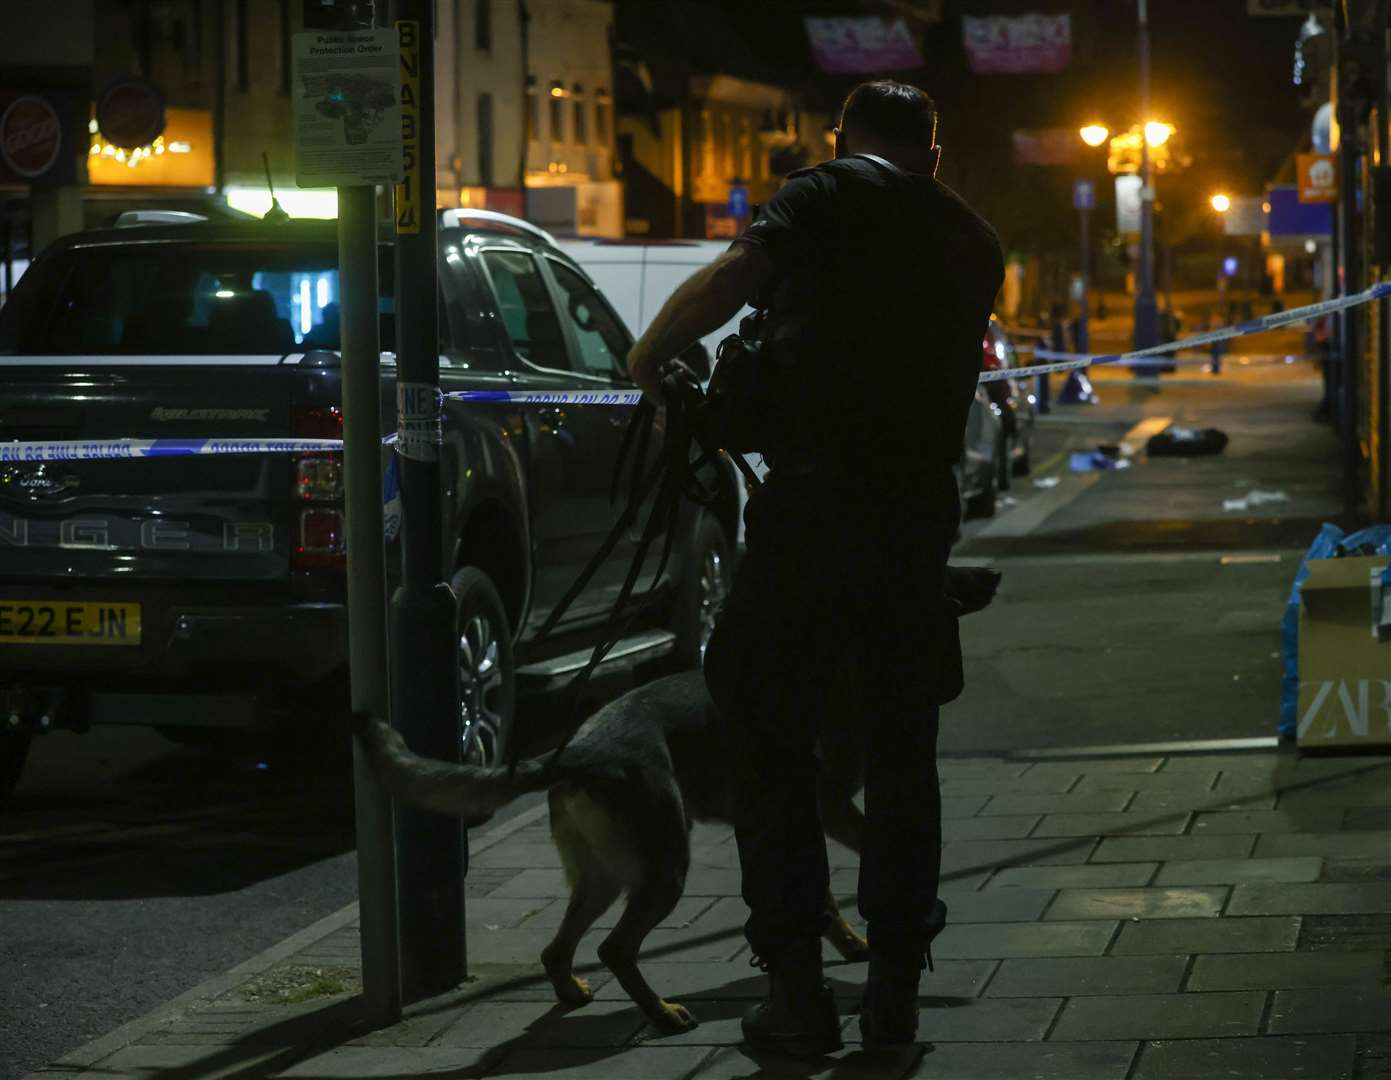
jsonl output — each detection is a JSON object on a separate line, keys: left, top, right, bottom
{"left": 839, "top": 80, "right": 937, "bottom": 148}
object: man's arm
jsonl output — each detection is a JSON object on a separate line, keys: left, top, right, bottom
{"left": 627, "top": 242, "right": 774, "bottom": 399}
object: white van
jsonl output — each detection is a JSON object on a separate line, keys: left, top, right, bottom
{"left": 555, "top": 239, "right": 749, "bottom": 359}
{"left": 557, "top": 239, "right": 767, "bottom": 548}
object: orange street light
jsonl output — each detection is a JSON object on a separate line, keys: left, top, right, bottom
{"left": 1079, "top": 124, "right": 1109, "bottom": 147}
{"left": 1210, "top": 193, "right": 1231, "bottom": 213}
{"left": 1144, "top": 121, "right": 1174, "bottom": 148}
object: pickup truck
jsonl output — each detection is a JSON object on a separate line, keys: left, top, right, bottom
{"left": 0, "top": 208, "right": 738, "bottom": 803}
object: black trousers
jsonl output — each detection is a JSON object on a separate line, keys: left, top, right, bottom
{"left": 704, "top": 469, "right": 960, "bottom": 961}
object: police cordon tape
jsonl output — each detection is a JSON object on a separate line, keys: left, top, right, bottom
{"left": 6, "top": 282, "right": 1389, "bottom": 462}
{"left": 0, "top": 437, "right": 346, "bottom": 463}
{"left": 981, "top": 280, "right": 1391, "bottom": 385}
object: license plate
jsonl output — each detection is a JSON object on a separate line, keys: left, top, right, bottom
{"left": 0, "top": 602, "right": 142, "bottom": 646}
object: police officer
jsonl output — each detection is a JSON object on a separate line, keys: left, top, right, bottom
{"left": 627, "top": 81, "right": 1003, "bottom": 1053}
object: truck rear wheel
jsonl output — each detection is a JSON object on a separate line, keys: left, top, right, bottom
{"left": 0, "top": 732, "right": 32, "bottom": 807}
{"left": 671, "top": 514, "right": 731, "bottom": 671}
{"left": 452, "top": 566, "right": 516, "bottom": 768}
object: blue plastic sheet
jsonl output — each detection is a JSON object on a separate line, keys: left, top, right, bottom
{"left": 1279, "top": 523, "right": 1344, "bottom": 737}
{"left": 1280, "top": 523, "right": 1391, "bottom": 735}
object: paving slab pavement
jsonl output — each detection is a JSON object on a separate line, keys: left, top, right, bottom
{"left": 23, "top": 744, "right": 1390, "bottom": 1080}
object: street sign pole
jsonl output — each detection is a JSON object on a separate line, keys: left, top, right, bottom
{"left": 294, "top": 0, "right": 405, "bottom": 1029}
{"left": 340, "top": 184, "right": 401, "bottom": 1026}
{"left": 1133, "top": 0, "right": 1160, "bottom": 355}
{"left": 1073, "top": 179, "right": 1094, "bottom": 354}
{"left": 389, "top": 0, "right": 465, "bottom": 1002}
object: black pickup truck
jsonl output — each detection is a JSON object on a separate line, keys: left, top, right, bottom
{"left": 0, "top": 208, "right": 737, "bottom": 802}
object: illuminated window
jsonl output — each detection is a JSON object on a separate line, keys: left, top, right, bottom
{"left": 475, "top": 0, "right": 491, "bottom": 50}
{"left": 478, "top": 93, "right": 494, "bottom": 186}
{"left": 595, "top": 88, "right": 610, "bottom": 142}
{"left": 549, "top": 81, "right": 565, "bottom": 142}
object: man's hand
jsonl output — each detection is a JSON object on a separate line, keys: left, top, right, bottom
{"left": 624, "top": 243, "right": 774, "bottom": 401}
{"left": 627, "top": 340, "right": 665, "bottom": 400}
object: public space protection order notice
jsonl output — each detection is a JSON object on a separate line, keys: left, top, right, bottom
{"left": 292, "top": 29, "right": 403, "bottom": 188}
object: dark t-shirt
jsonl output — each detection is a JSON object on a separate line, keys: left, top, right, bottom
{"left": 733, "top": 154, "right": 1004, "bottom": 472}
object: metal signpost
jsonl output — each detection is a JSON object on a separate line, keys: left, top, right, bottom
{"left": 1133, "top": 0, "right": 1160, "bottom": 356}
{"left": 292, "top": 0, "right": 403, "bottom": 1026}
{"left": 1073, "top": 178, "right": 1094, "bottom": 353}
{"left": 390, "top": 0, "right": 465, "bottom": 1002}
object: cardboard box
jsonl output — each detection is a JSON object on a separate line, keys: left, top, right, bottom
{"left": 1297, "top": 555, "right": 1391, "bottom": 749}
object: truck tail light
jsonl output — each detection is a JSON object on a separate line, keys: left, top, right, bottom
{"left": 290, "top": 406, "right": 346, "bottom": 573}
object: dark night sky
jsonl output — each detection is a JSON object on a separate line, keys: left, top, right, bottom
{"left": 691, "top": 0, "right": 1317, "bottom": 254}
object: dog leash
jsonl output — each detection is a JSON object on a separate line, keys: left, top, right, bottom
{"left": 506, "top": 363, "right": 737, "bottom": 779}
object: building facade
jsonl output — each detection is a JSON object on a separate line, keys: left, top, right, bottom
{"left": 437, "top": 0, "right": 620, "bottom": 236}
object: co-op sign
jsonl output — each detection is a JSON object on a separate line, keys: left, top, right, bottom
{"left": 0, "top": 91, "right": 75, "bottom": 186}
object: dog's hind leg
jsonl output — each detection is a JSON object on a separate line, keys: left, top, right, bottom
{"left": 594, "top": 779, "right": 696, "bottom": 1034}
{"left": 597, "top": 867, "right": 694, "bottom": 1033}
{"left": 542, "top": 786, "right": 623, "bottom": 1007}
{"left": 817, "top": 781, "right": 870, "bottom": 962}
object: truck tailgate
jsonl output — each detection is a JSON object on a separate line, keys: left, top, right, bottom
{"left": 0, "top": 364, "right": 304, "bottom": 583}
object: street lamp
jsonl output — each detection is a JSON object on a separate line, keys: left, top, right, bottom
{"left": 1079, "top": 124, "right": 1109, "bottom": 148}
{"left": 1144, "top": 121, "right": 1173, "bottom": 148}
{"left": 1210, "top": 193, "right": 1231, "bottom": 213}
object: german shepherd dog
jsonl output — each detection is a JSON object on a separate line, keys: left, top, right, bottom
{"left": 359, "top": 566, "right": 1000, "bottom": 1034}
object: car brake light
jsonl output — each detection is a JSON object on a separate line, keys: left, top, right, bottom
{"left": 296, "top": 457, "right": 343, "bottom": 500}
{"left": 290, "top": 406, "right": 345, "bottom": 573}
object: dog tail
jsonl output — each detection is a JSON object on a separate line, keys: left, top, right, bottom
{"left": 353, "top": 712, "right": 548, "bottom": 825}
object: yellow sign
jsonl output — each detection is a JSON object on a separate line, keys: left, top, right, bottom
{"left": 394, "top": 19, "right": 420, "bottom": 234}
{"left": 87, "top": 108, "right": 214, "bottom": 188}
{"left": 0, "top": 601, "right": 141, "bottom": 645}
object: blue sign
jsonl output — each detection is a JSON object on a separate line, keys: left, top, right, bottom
{"left": 1073, "top": 178, "right": 1095, "bottom": 210}
{"left": 1223, "top": 256, "right": 1239, "bottom": 278}
{"left": 728, "top": 184, "right": 749, "bottom": 219}
{"left": 1266, "top": 184, "right": 1333, "bottom": 237}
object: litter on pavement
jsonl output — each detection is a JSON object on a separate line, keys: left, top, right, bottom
{"left": 1070, "top": 450, "right": 1132, "bottom": 472}
{"left": 1033, "top": 476, "right": 1062, "bottom": 489}
{"left": 1222, "top": 489, "right": 1291, "bottom": 512}
{"left": 1147, "top": 425, "right": 1230, "bottom": 456}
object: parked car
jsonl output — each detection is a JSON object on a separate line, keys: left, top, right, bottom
{"left": 0, "top": 208, "right": 738, "bottom": 803}
{"left": 982, "top": 316, "right": 1036, "bottom": 489}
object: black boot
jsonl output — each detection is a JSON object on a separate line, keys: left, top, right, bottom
{"left": 742, "top": 938, "right": 843, "bottom": 1057}
{"left": 858, "top": 898, "right": 948, "bottom": 1047}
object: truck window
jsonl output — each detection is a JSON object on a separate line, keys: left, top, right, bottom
{"left": 549, "top": 261, "right": 630, "bottom": 381}
{"left": 0, "top": 243, "right": 412, "bottom": 357}
{"left": 478, "top": 249, "right": 569, "bottom": 372}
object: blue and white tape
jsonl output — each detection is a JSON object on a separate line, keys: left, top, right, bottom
{"left": 447, "top": 389, "right": 645, "bottom": 406}
{"left": 983, "top": 281, "right": 1391, "bottom": 384}
{"left": 6, "top": 282, "right": 1387, "bottom": 462}
{"left": 0, "top": 437, "right": 344, "bottom": 463}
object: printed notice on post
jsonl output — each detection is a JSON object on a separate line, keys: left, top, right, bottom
{"left": 292, "top": 29, "right": 403, "bottom": 188}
